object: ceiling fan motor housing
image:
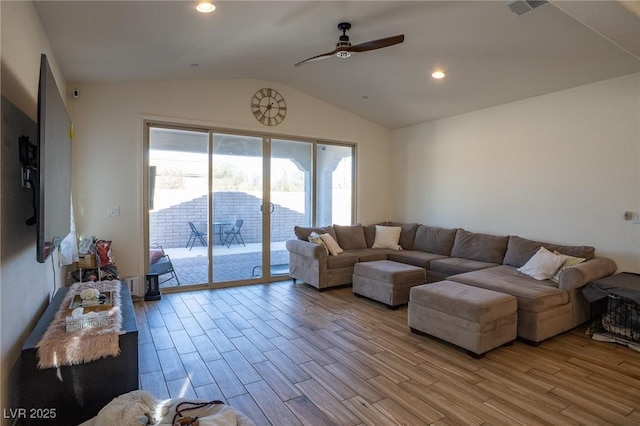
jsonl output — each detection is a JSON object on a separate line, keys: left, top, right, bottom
{"left": 336, "top": 23, "right": 352, "bottom": 57}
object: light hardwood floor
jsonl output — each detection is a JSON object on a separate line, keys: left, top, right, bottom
{"left": 136, "top": 280, "right": 640, "bottom": 425}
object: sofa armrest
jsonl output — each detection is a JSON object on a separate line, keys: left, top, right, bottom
{"left": 286, "top": 239, "right": 327, "bottom": 259}
{"left": 559, "top": 256, "right": 617, "bottom": 292}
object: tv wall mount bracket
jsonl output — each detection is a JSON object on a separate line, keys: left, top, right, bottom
{"left": 19, "top": 135, "right": 38, "bottom": 225}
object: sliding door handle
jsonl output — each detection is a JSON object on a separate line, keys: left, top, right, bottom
{"left": 260, "top": 203, "right": 275, "bottom": 214}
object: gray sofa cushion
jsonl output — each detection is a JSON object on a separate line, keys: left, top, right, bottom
{"left": 326, "top": 252, "right": 359, "bottom": 269}
{"left": 345, "top": 248, "right": 388, "bottom": 262}
{"left": 333, "top": 224, "right": 367, "bottom": 250}
{"left": 387, "top": 222, "right": 419, "bottom": 250}
{"left": 449, "top": 265, "right": 569, "bottom": 313}
{"left": 387, "top": 250, "right": 448, "bottom": 269}
{"left": 503, "top": 235, "right": 596, "bottom": 267}
{"left": 294, "top": 225, "right": 337, "bottom": 241}
{"left": 450, "top": 229, "right": 509, "bottom": 264}
{"left": 413, "top": 225, "right": 457, "bottom": 256}
{"left": 429, "top": 257, "right": 499, "bottom": 277}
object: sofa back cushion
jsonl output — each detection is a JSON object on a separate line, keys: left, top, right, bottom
{"left": 413, "top": 225, "right": 458, "bottom": 256}
{"left": 294, "top": 225, "right": 336, "bottom": 241}
{"left": 450, "top": 229, "right": 509, "bottom": 263}
{"left": 387, "top": 222, "right": 419, "bottom": 250}
{"left": 503, "top": 235, "right": 595, "bottom": 267}
{"left": 333, "top": 224, "right": 367, "bottom": 250}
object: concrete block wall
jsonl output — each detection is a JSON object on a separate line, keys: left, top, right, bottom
{"left": 150, "top": 192, "right": 304, "bottom": 248}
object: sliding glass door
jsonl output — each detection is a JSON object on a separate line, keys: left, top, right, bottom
{"left": 146, "top": 123, "right": 354, "bottom": 290}
{"left": 148, "top": 127, "right": 209, "bottom": 289}
{"left": 268, "top": 139, "right": 313, "bottom": 278}
{"left": 212, "top": 133, "right": 263, "bottom": 283}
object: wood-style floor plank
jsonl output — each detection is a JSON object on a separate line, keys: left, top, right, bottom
{"left": 137, "top": 280, "right": 640, "bottom": 425}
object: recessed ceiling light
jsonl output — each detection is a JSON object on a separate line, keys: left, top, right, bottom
{"left": 196, "top": 1, "right": 216, "bottom": 13}
{"left": 432, "top": 71, "right": 446, "bottom": 79}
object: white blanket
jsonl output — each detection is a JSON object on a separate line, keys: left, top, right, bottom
{"left": 79, "top": 395, "right": 255, "bottom": 426}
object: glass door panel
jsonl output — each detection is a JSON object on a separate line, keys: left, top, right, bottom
{"left": 212, "top": 133, "right": 263, "bottom": 283}
{"left": 269, "top": 139, "right": 313, "bottom": 278}
{"left": 148, "top": 127, "right": 209, "bottom": 288}
{"left": 316, "top": 144, "right": 354, "bottom": 226}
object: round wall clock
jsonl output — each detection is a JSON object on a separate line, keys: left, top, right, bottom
{"left": 251, "top": 88, "right": 287, "bottom": 126}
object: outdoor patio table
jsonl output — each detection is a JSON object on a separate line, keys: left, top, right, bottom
{"left": 213, "top": 221, "right": 231, "bottom": 245}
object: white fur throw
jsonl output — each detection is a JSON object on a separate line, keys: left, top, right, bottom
{"left": 36, "top": 280, "right": 122, "bottom": 369}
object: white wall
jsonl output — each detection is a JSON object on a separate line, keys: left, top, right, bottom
{"left": 68, "top": 79, "right": 392, "bottom": 280}
{"left": 0, "top": 1, "right": 68, "bottom": 421}
{"left": 391, "top": 72, "right": 640, "bottom": 272}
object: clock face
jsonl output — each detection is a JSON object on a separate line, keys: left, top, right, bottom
{"left": 251, "top": 88, "right": 286, "bottom": 126}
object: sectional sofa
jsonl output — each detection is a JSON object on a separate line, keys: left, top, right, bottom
{"left": 286, "top": 222, "right": 617, "bottom": 343}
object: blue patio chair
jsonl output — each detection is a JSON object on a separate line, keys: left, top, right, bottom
{"left": 223, "top": 219, "right": 246, "bottom": 248}
{"left": 186, "top": 221, "right": 207, "bottom": 250}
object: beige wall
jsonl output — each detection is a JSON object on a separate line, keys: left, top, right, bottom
{"left": 391, "top": 72, "right": 640, "bottom": 272}
{"left": 0, "top": 1, "right": 68, "bottom": 420}
{"left": 68, "top": 79, "right": 392, "bottom": 281}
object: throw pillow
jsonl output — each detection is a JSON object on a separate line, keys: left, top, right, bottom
{"left": 319, "top": 233, "right": 343, "bottom": 256}
{"left": 551, "top": 251, "right": 585, "bottom": 282}
{"left": 517, "top": 247, "right": 565, "bottom": 280}
{"left": 149, "top": 249, "right": 164, "bottom": 264}
{"left": 308, "top": 232, "right": 329, "bottom": 255}
{"left": 387, "top": 222, "right": 419, "bottom": 249}
{"left": 372, "top": 225, "right": 402, "bottom": 250}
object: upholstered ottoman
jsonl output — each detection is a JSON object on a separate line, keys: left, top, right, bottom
{"left": 353, "top": 260, "right": 426, "bottom": 308}
{"left": 408, "top": 280, "right": 517, "bottom": 358}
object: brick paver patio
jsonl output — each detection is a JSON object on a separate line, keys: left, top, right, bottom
{"left": 159, "top": 244, "right": 289, "bottom": 288}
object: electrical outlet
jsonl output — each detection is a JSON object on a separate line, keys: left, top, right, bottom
{"left": 107, "top": 206, "right": 120, "bottom": 217}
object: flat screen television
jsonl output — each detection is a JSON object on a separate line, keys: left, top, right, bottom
{"left": 36, "top": 54, "right": 72, "bottom": 263}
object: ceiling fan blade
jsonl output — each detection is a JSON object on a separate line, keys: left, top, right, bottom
{"left": 349, "top": 34, "right": 404, "bottom": 53}
{"left": 294, "top": 49, "right": 339, "bottom": 67}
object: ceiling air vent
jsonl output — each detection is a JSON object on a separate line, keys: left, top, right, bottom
{"left": 507, "top": 0, "right": 547, "bottom": 16}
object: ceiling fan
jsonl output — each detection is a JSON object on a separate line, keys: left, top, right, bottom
{"left": 294, "top": 22, "right": 404, "bottom": 67}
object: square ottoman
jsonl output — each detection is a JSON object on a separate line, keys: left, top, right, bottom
{"left": 408, "top": 280, "right": 517, "bottom": 358}
{"left": 353, "top": 260, "right": 426, "bottom": 309}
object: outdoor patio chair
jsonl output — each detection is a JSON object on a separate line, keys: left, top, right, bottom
{"left": 186, "top": 221, "right": 207, "bottom": 250}
{"left": 223, "top": 219, "right": 246, "bottom": 248}
{"left": 149, "top": 243, "right": 180, "bottom": 286}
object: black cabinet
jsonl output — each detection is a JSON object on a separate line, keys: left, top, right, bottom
{"left": 18, "top": 282, "right": 138, "bottom": 425}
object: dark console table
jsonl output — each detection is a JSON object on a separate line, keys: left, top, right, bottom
{"left": 18, "top": 282, "right": 138, "bottom": 425}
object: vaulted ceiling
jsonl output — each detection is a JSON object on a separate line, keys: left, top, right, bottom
{"left": 34, "top": 1, "right": 640, "bottom": 129}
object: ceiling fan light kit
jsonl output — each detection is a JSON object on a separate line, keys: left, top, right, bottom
{"left": 295, "top": 22, "right": 404, "bottom": 66}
